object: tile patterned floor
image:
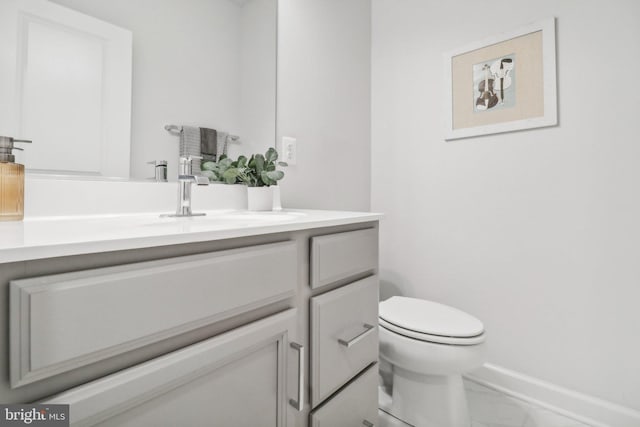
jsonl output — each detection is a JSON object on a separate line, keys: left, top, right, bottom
{"left": 378, "top": 379, "right": 592, "bottom": 427}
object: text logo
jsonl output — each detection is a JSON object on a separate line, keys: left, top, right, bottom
{"left": 0, "top": 405, "right": 69, "bottom": 427}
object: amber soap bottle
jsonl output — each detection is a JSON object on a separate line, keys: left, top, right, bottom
{"left": 0, "top": 136, "right": 31, "bottom": 221}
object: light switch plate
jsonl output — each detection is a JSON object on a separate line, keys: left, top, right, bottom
{"left": 281, "top": 137, "right": 297, "bottom": 166}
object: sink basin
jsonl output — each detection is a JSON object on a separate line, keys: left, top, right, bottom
{"left": 139, "top": 210, "right": 308, "bottom": 231}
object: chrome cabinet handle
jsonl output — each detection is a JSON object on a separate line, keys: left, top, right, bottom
{"left": 289, "top": 342, "right": 304, "bottom": 411}
{"left": 338, "top": 324, "right": 376, "bottom": 348}
{"left": 363, "top": 421, "right": 374, "bottom": 427}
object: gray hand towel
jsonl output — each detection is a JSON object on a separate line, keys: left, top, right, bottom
{"left": 200, "top": 128, "right": 217, "bottom": 162}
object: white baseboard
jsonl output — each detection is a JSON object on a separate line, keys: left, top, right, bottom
{"left": 465, "top": 363, "right": 640, "bottom": 427}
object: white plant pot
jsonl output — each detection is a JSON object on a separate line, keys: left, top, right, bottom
{"left": 271, "top": 185, "right": 282, "bottom": 211}
{"left": 247, "top": 186, "right": 274, "bottom": 211}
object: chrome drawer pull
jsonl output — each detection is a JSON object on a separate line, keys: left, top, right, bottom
{"left": 338, "top": 324, "right": 375, "bottom": 348}
{"left": 363, "top": 420, "right": 374, "bottom": 427}
{"left": 289, "top": 342, "right": 304, "bottom": 411}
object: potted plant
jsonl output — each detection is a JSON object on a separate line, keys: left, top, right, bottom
{"left": 202, "top": 148, "right": 286, "bottom": 211}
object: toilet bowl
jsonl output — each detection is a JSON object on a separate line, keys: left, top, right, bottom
{"left": 378, "top": 296, "right": 486, "bottom": 427}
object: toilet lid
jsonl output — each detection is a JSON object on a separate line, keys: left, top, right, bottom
{"left": 379, "top": 296, "right": 484, "bottom": 338}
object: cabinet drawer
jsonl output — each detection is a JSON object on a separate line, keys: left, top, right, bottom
{"left": 43, "top": 309, "right": 297, "bottom": 427}
{"left": 310, "top": 363, "right": 378, "bottom": 427}
{"left": 310, "top": 228, "right": 377, "bottom": 289}
{"left": 10, "top": 241, "right": 297, "bottom": 388}
{"left": 310, "top": 275, "right": 379, "bottom": 407}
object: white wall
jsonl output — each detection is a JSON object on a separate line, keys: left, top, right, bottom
{"left": 371, "top": 0, "right": 640, "bottom": 420}
{"left": 277, "top": 0, "right": 371, "bottom": 211}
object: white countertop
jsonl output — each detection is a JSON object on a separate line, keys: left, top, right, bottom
{"left": 0, "top": 209, "right": 382, "bottom": 263}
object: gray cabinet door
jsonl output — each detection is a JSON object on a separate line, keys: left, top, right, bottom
{"left": 11, "top": 241, "right": 297, "bottom": 388}
{"left": 44, "top": 309, "right": 300, "bottom": 427}
{"left": 309, "top": 364, "right": 378, "bottom": 427}
{"left": 310, "top": 276, "right": 379, "bottom": 407}
{"left": 310, "top": 228, "right": 378, "bottom": 289}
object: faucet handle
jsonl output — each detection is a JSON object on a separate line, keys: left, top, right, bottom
{"left": 147, "top": 160, "right": 168, "bottom": 182}
{"left": 147, "top": 160, "right": 168, "bottom": 166}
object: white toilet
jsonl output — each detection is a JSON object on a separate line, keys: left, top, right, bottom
{"left": 378, "top": 296, "right": 486, "bottom": 427}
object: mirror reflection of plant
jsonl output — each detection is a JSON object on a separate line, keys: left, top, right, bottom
{"left": 202, "top": 147, "right": 286, "bottom": 186}
{"left": 201, "top": 155, "right": 237, "bottom": 184}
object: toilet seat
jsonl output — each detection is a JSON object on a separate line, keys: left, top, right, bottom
{"left": 379, "top": 317, "right": 485, "bottom": 345}
{"left": 379, "top": 297, "right": 485, "bottom": 346}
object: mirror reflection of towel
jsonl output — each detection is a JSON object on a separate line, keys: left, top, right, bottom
{"left": 200, "top": 128, "right": 217, "bottom": 162}
{"left": 179, "top": 126, "right": 225, "bottom": 172}
{"left": 180, "top": 126, "right": 201, "bottom": 174}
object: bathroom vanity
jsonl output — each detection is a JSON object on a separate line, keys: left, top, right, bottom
{"left": 0, "top": 210, "right": 381, "bottom": 426}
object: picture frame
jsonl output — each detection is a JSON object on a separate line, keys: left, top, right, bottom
{"left": 443, "top": 17, "right": 557, "bottom": 140}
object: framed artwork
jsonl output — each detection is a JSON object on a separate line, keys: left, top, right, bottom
{"left": 443, "top": 17, "right": 557, "bottom": 140}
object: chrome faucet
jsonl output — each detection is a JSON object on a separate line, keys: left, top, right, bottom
{"left": 166, "top": 155, "right": 209, "bottom": 217}
{"left": 147, "top": 160, "right": 168, "bottom": 182}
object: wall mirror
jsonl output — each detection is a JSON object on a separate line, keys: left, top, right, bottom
{"left": 0, "top": 0, "right": 277, "bottom": 181}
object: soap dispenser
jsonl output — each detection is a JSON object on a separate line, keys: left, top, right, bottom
{"left": 0, "top": 136, "right": 32, "bottom": 221}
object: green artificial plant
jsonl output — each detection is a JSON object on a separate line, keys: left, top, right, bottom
{"left": 201, "top": 148, "right": 286, "bottom": 187}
